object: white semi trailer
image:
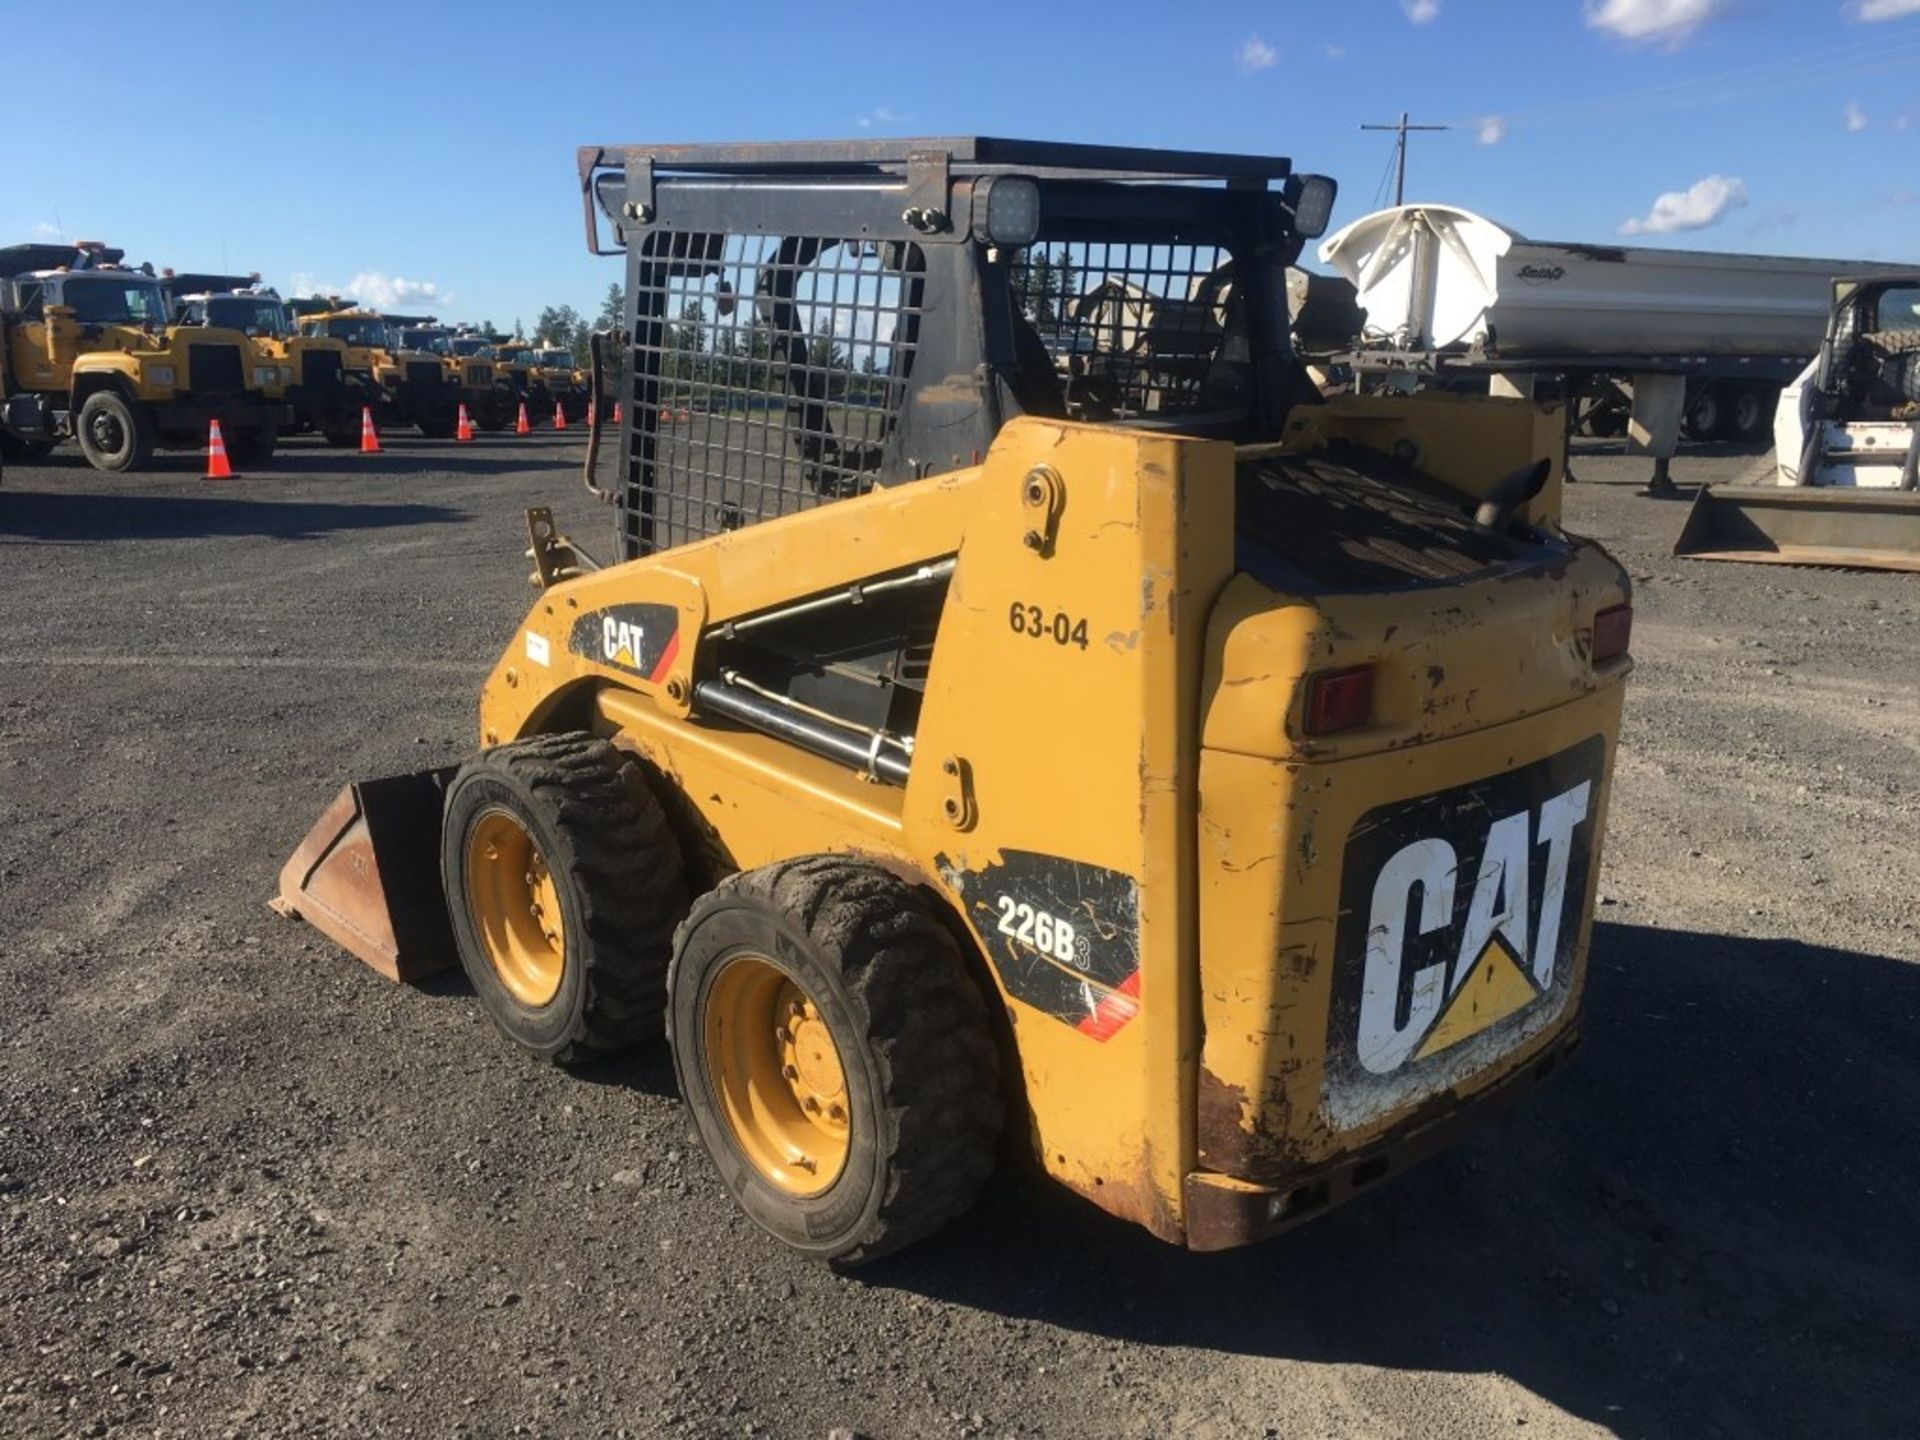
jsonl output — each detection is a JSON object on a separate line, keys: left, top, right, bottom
{"left": 1319, "top": 203, "right": 1915, "bottom": 491}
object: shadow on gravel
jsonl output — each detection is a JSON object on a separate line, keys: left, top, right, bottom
{"left": 0, "top": 490, "right": 464, "bottom": 542}
{"left": 271, "top": 449, "right": 579, "bottom": 478}
{"left": 872, "top": 921, "right": 1920, "bottom": 1438}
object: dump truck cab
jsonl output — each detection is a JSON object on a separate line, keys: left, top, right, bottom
{"left": 529, "top": 345, "right": 587, "bottom": 421}
{"left": 169, "top": 276, "right": 369, "bottom": 447}
{"left": 395, "top": 322, "right": 513, "bottom": 431}
{"left": 281, "top": 138, "right": 1633, "bottom": 1263}
{"left": 453, "top": 331, "right": 533, "bottom": 424}
{"left": 0, "top": 242, "right": 281, "bottom": 471}
{"left": 298, "top": 306, "right": 461, "bottom": 438}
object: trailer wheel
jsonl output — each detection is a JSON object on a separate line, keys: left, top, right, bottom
{"left": 75, "top": 391, "right": 155, "bottom": 473}
{"left": 1682, "top": 383, "right": 1725, "bottom": 442}
{"left": 1729, "top": 386, "right": 1771, "bottom": 443}
{"left": 442, "top": 733, "right": 688, "bottom": 1065}
{"left": 668, "top": 856, "right": 1003, "bottom": 1265}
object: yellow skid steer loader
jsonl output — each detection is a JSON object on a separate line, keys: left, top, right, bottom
{"left": 277, "top": 138, "right": 1633, "bottom": 1264}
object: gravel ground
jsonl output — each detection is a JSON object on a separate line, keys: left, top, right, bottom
{"left": 1, "top": 433, "right": 1915, "bottom": 1440}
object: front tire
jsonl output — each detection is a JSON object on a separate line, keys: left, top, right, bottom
{"left": 442, "top": 733, "right": 687, "bottom": 1065}
{"left": 75, "top": 391, "right": 155, "bottom": 473}
{"left": 669, "top": 856, "right": 1003, "bottom": 1265}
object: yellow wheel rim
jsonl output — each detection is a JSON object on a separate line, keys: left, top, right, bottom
{"left": 703, "top": 954, "right": 850, "bottom": 1197}
{"left": 465, "top": 809, "right": 565, "bottom": 1008}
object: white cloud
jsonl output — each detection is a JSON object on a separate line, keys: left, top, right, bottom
{"left": 1619, "top": 174, "right": 1747, "bottom": 234}
{"left": 1584, "top": 0, "right": 1724, "bottom": 46}
{"left": 1476, "top": 115, "right": 1508, "bottom": 145}
{"left": 31, "top": 221, "right": 68, "bottom": 241}
{"left": 1898, "top": 112, "right": 1914, "bottom": 131}
{"left": 1235, "top": 34, "right": 1277, "bottom": 73}
{"left": 1400, "top": 0, "right": 1440, "bottom": 22}
{"left": 1846, "top": 100, "right": 1870, "bottom": 131}
{"left": 855, "top": 107, "right": 906, "bottom": 129}
{"left": 1854, "top": 0, "right": 1920, "bottom": 18}
{"left": 288, "top": 270, "right": 451, "bottom": 310}
{"left": 1323, "top": 42, "right": 1347, "bottom": 59}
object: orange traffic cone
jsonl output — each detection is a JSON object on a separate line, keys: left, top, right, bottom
{"left": 612, "top": 401, "right": 622, "bottom": 426}
{"left": 553, "top": 401, "right": 568, "bottom": 430}
{"left": 456, "top": 404, "right": 474, "bottom": 442}
{"left": 516, "top": 402, "right": 531, "bottom": 435}
{"left": 359, "top": 406, "right": 381, "bottom": 454}
{"left": 206, "top": 417, "right": 234, "bottom": 479}
{"left": 587, "top": 399, "right": 596, "bottom": 428}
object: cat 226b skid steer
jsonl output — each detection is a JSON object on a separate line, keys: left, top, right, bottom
{"left": 277, "top": 138, "right": 1633, "bottom": 1264}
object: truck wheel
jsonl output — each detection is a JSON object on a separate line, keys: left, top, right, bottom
{"left": 442, "top": 733, "right": 688, "bottom": 1065}
{"left": 75, "top": 391, "right": 155, "bottom": 473}
{"left": 668, "top": 856, "right": 1003, "bottom": 1265}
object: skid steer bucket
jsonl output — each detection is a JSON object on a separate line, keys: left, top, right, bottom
{"left": 1673, "top": 486, "right": 1920, "bottom": 573}
{"left": 271, "top": 769, "right": 459, "bottom": 983}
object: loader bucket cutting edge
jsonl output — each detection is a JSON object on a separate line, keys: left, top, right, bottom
{"left": 272, "top": 768, "right": 460, "bottom": 984}
{"left": 1673, "top": 485, "right": 1920, "bottom": 573}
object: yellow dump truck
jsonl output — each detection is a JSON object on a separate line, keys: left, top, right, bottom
{"left": 294, "top": 304, "right": 461, "bottom": 438}
{"left": 1, "top": 243, "right": 281, "bottom": 470}
{"left": 167, "top": 274, "right": 370, "bottom": 447}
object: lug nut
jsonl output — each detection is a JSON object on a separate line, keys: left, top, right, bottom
{"left": 788, "top": 1000, "right": 805, "bottom": 1018}
{"left": 774, "top": 1025, "right": 791, "bottom": 1044}
{"left": 781, "top": 1064, "right": 799, "bottom": 1081}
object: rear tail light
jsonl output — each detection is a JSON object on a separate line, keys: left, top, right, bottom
{"left": 1303, "top": 664, "right": 1375, "bottom": 736}
{"left": 1591, "top": 604, "right": 1633, "bottom": 664}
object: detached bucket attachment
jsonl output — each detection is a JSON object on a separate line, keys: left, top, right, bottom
{"left": 1674, "top": 486, "right": 1920, "bottom": 573}
{"left": 272, "top": 768, "right": 459, "bottom": 982}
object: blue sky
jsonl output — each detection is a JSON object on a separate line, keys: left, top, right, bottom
{"left": 5, "top": 0, "right": 1918, "bottom": 328}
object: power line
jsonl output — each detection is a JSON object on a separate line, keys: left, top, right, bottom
{"left": 1445, "top": 25, "right": 1920, "bottom": 134}
{"left": 1360, "top": 112, "right": 1450, "bottom": 207}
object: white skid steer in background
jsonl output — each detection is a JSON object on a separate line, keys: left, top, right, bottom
{"left": 1677, "top": 275, "right": 1920, "bottom": 572}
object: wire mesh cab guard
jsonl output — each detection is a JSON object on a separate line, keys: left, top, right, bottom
{"left": 577, "top": 138, "right": 1327, "bottom": 561}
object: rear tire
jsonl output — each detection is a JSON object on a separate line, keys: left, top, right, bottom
{"left": 75, "top": 391, "right": 155, "bottom": 473}
{"left": 668, "top": 856, "right": 1003, "bottom": 1265}
{"left": 442, "top": 733, "right": 688, "bottom": 1065}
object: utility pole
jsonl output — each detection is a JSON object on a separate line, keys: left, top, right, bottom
{"left": 1360, "top": 111, "right": 1450, "bottom": 206}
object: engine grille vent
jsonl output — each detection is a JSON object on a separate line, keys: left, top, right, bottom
{"left": 187, "top": 344, "right": 245, "bottom": 397}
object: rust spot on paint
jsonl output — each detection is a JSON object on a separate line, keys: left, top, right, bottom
{"left": 1196, "top": 1068, "right": 1255, "bottom": 1173}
